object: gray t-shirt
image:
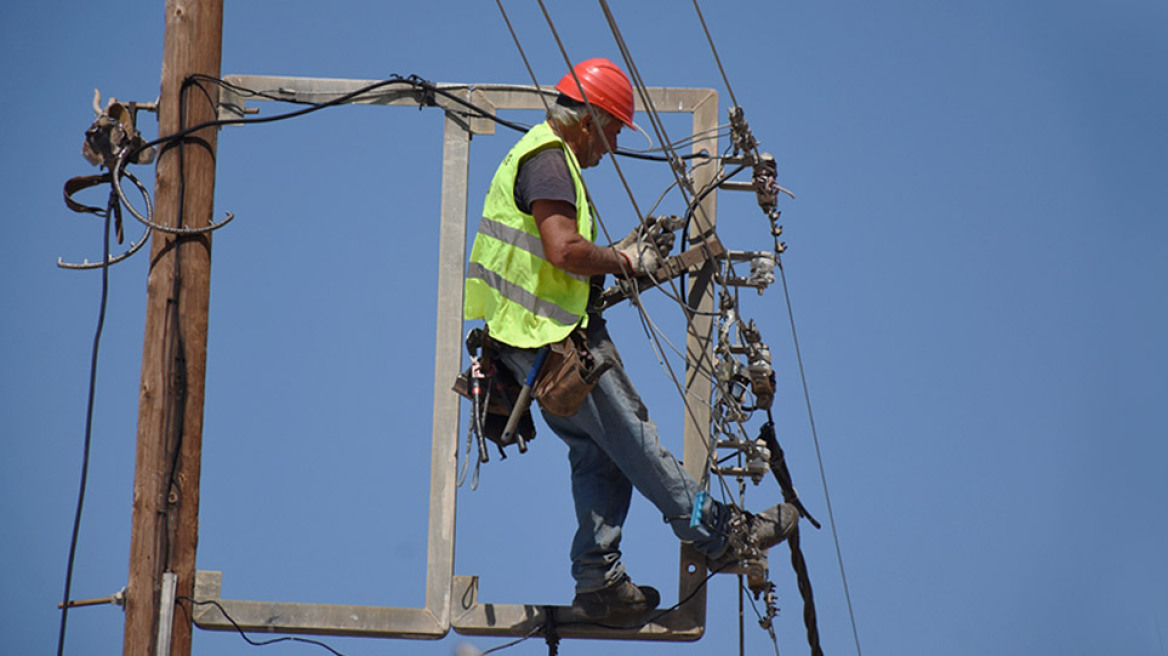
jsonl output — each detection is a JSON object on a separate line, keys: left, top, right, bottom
{"left": 514, "top": 146, "right": 576, "bottom": 214}
{"left": 514, "top": 145, "right": 604, "bottom": 308}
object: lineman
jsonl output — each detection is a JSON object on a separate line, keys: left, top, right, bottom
{"left": 464, "top": 57, "right": 798, "bottom": 620}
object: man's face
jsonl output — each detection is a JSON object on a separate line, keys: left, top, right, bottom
{"left": 578, "top": 114, "right": 622, "bottom": 168}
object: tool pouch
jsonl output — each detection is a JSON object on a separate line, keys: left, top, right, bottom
{"left": 533, "top": 329, "right": 610, "bottom": 417}
{"left": 453, "top": 360, "right": 536, "bottom": 447}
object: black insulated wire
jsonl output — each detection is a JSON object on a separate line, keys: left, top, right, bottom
{"left": 57, "top": 188, "right": 114, "bottom": 656}
{"left": 180, "top": 598, "right": 347, "bottom": 656}
{"left": 172, "top": 74, "right": 695, "bottom": 163}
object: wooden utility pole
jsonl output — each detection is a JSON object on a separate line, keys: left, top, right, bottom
{"left": 124, "top": 1, "right": 222, "bottom": 655}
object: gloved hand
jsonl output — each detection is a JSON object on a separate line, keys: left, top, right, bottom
{"left": 613, "top": 215, "right": 678, "bottom": 277}
{"left": 615, "top": 238, "right": 662, "bottom": 276}
{"left": 643, "top": 214, "right": 678, "bottom": 255}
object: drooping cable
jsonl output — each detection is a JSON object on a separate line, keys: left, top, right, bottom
{"left": 478, "top": 622, "right": 547, "bottom": 655}
{"left": 64, "top": 72, "right": 699, "bottom": 271}
{"left": 777, "top": 257, "right": 863, "bottom": 656}
{"left": 197, "top": 72, "right": 692, "bottom": 163}
{"left": 131, "top": 76, "right": 423, "bottom": 162}
{"left": 180, "top": 598, "right": 346, "bottom": 655}
{"left": 56, "top": 182, "right": 115, "bottom": 656}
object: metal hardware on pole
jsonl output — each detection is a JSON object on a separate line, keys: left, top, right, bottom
{"left": 155, "top": 573, "right": 178, "bottom": 656}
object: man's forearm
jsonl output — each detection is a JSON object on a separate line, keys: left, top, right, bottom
{"left": 553, "top": 235, "right": 631, "bottom": 277}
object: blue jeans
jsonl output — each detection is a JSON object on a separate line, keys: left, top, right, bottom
{"left": 495, "top": 316, "right": 730, "bottom": 593}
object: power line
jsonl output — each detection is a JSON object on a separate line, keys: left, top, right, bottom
{"left": 777, "top": 259, "right": 863, "bottom": 656}
{"left": 684, "top": 4, "right": 865, "bottom": 652}
{"left": 57, "top": 183, "right": 115, "bottom": 656}
{"left": 692, "top": 0, "right": 740, "bottom": 109}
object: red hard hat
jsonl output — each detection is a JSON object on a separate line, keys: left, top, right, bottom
{"left": 555, "top": 58, "right": 635, "bottom": 128}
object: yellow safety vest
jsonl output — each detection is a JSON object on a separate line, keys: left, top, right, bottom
{"left": 464, "top": 122, "right": 595, "bottom": 348}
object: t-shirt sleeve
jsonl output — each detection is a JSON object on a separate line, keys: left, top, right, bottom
{"left": 514, "top": 147, "right": 577, "bottom": 215}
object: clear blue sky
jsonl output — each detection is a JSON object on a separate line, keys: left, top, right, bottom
{"left": 3, "top": 2, "right": 1166, "bottom": 655}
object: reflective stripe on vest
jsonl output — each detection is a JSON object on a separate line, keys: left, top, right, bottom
{"left": 475, "top": 217, "right": 589, "bottom": 284}
{"left": 465, "top": 262, "right": 581, "bottom": 326}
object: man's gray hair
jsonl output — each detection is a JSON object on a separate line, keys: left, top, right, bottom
{"left": 547, "top": 94, "right": 615, "bottom": 130}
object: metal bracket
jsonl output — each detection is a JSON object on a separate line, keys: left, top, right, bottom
{"left": 596, "top": 235, "right": 727, "bottom": 311}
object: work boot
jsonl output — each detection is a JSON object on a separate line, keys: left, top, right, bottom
{"left": 571, "top": 574, "right": 661, "bottom": 620}
{"left": 708, "top": 502, "right": 799, "bottom": 573}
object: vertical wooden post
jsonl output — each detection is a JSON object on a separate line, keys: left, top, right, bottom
{"left": 124, "top": 1, "right": 222, "bottom": 655}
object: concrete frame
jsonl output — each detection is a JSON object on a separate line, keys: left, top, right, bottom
{"left": 192, "top": 75, "right": 719, "bottom": 641}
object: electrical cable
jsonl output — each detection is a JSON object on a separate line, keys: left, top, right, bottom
{"left": 56, "top": 180, "right": 114, "bottom": 656}
{"left": 599, "top": 0, "right": 718, "bottom": 242}
{"left": 494, "top": 0, "right": 552, "bottom": 120}
{"left": 777, "top": 257, "right": 863, "bottom": 655}
{"left": 488, "top": 21, "right": 760, "bottom": 636}
{"left": 692, "top": 0, "right": 740, "bottom": 110}
{"left": 628, "top": 123, "right": 731, "bottom": 156}
{"left": 202, "top": 73, "right": 530, "bottom": 134}
{"left": 589, "top": 2, "right": 741, "bottom": 473}
{"left": 592, "top": 2, "right": 749, "bottom": 487}
{"left": 130, "top": 76, "right": 427, "bottom": 162}
{"left": 180, "top": 598, "right": 347, "bottom": 656}
{"left": 738, "top": 579, "right": 782, "bottom": 656}
{"left": 598, "top": 0, "right": 685, "bottom": 183}
{"left": 606, "top": 7, "right": 847, "bottom": 656}
{"left": 683, "top": 162, "right": 746, "bottom": 239}
{"left": 156, "top": 74, "right": 203, "bottom": 584}
{"left": 59, "top": 168, "right": 153, "bottom": 270}
{"left": 532, "top": 3, "right": 763, "bottom": 551}
{"left": 684, "top": 5, "right": 864, "bottom": 652}
{"left": 477, "top": 622, "right": 547, "bottom": 655}
{"left": 524, "top": 0, "right": 722, "bottom": 491}
{"left": 534, "top": 0, "right": 648, "bottom": 235}
{"left": 194, "top": 72, "right": 689, "bottom": 162}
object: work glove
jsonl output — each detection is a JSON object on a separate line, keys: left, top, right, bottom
{"left": 615, "top": 238, "right": 662, "bottom": 277}
{"left": 613, "top": 215, "right": 679, "bottom": 277}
